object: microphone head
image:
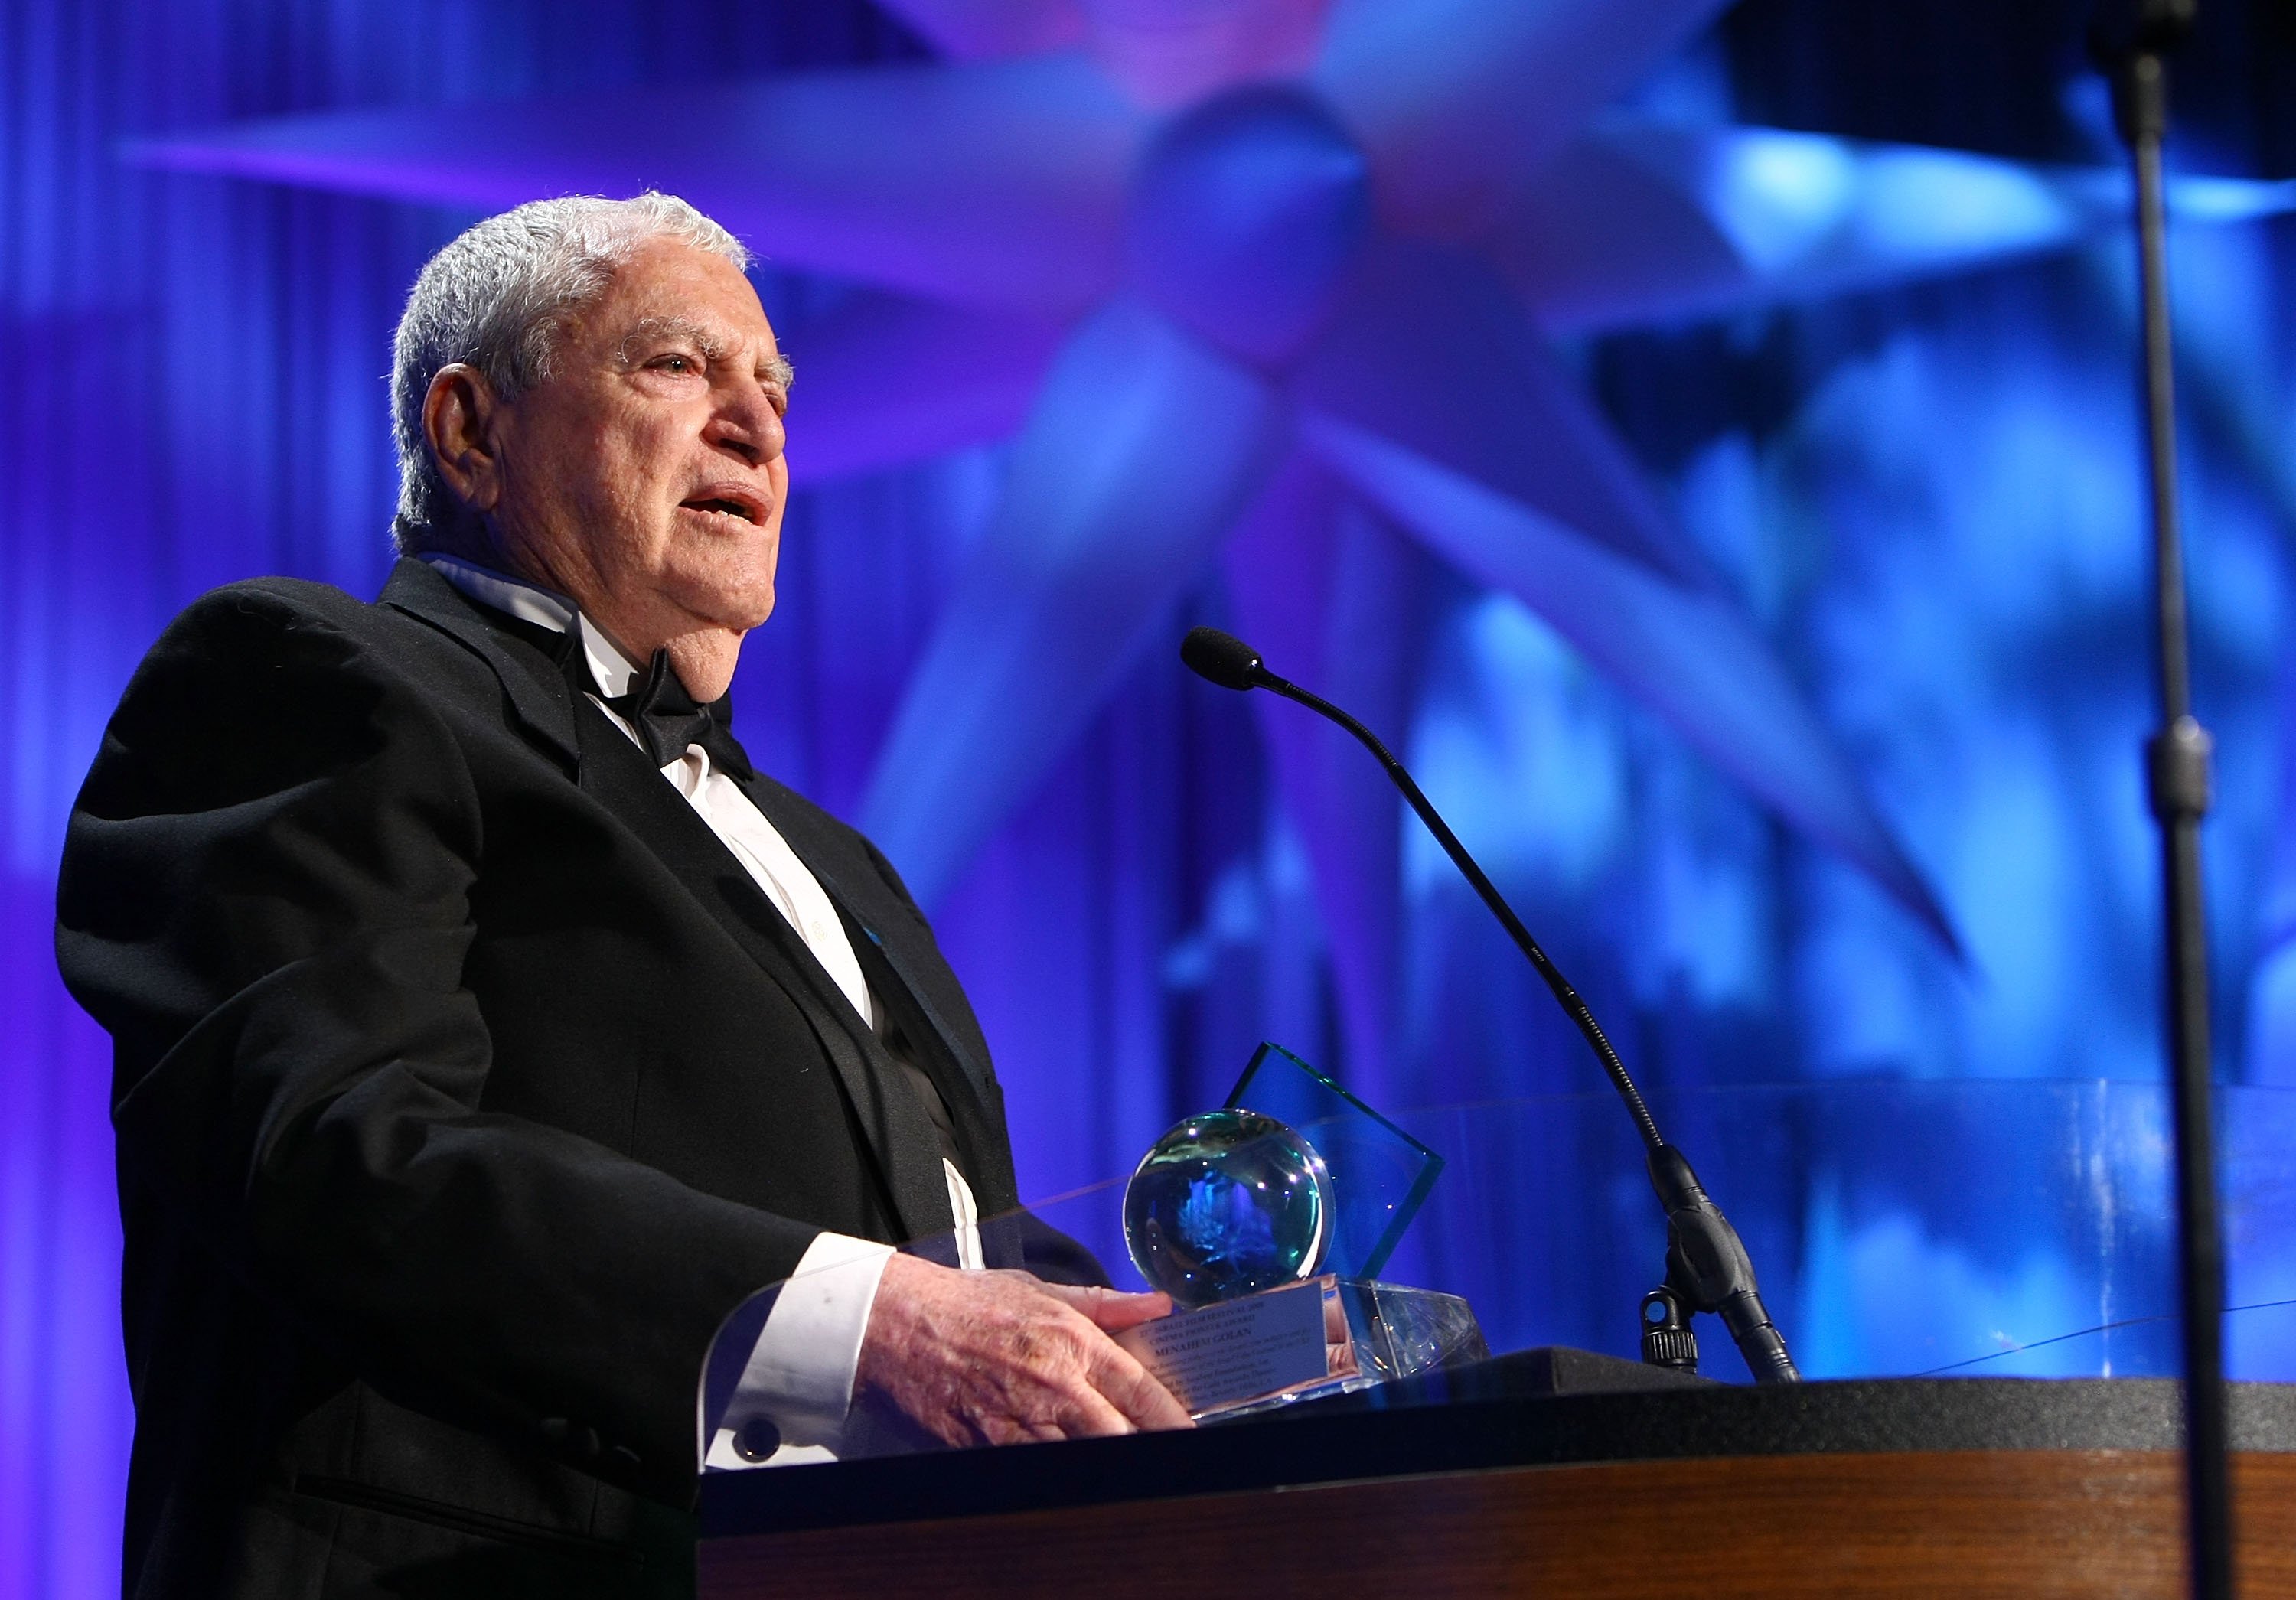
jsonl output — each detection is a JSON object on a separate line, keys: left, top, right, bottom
{"left": 1181, "top": 627, "right": 1264, "bottom": 691}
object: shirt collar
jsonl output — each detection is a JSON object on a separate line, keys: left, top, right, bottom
{"left": 419, "top": 552, "right": 642, "bottom": 699}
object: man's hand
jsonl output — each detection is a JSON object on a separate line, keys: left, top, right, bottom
{"left": 855, "top": 1255, "right": 1194, "bottom": 1447}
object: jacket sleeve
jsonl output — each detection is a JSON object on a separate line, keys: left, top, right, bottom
{"left": 56, "top": 585, "right": 812, "bottom": 1504}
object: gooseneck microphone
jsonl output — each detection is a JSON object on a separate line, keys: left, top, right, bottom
{"left": 1181, "top": 624, "right": 1799, "bottom": 1385}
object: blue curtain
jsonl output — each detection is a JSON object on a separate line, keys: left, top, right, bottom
{"left": 2, "top": 4, "right": 2291, "bottom": 1595}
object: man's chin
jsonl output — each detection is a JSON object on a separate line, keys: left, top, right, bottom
{"left": 667, "top": 582, "right": 775, "bottom": 638}
{"left": 657, "top": 545, "right": 777, "bottom": 629}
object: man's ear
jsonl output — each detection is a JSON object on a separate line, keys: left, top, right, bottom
{"left": 423, "top": 363, "right": 504, "bottom": 517}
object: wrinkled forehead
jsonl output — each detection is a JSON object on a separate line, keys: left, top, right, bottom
{"left": 576, "top": 242, "right": 784, "bottom": 368}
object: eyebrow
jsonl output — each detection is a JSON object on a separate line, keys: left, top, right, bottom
{"left": 619, "top": 315, "right": 794, "bottom": 391}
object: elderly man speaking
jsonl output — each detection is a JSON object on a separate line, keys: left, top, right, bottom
{"left": 57, "top": 193, "right": 1188, "bottom": 1600}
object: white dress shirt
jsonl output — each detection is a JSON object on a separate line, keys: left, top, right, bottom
{"left": 419, "top": 555, "right": 981, "bottom": 1471}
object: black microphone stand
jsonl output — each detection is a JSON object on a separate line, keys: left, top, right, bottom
{"left": 1183, "top": 627, "right": 1798, "bottom": 1384}
{"left": 2092, "top": 4, "right": 2232, "bottom": 1595}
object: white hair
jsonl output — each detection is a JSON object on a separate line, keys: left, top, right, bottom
{"left": 389, "top": 192, "right": 754, "bottom": 551}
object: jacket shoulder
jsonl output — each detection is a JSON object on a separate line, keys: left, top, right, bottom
{"left": 168, "top": 575, "right": 433, "bottom": 651}
{"left": 141, "top": 574, "right": 502, "bottom": 702}
{"left": 74, "top": 577, "right": 504, "bottom": 821}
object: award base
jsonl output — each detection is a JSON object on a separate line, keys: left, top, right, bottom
{"left": 1114, "top": 1277, "right": 1488, "bottom": 1421}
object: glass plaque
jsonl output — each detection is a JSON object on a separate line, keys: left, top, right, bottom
{"left": 1224, "top": 1042, "right": 1444, "bottom": 1282}
{"left": 1113, "top": 1274, "right": 1488, "bottom": 1418}
{"left": 1117, "top": 1042, "right": 1482, "bottom": 1419}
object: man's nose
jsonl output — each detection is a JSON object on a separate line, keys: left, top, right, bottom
{"left": 705, "top": 389, "right": 786, "bottom": 468}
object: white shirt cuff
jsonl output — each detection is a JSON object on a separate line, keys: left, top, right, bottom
{"left": 705, "top": 1230, "right": 894, "bottom": 1471}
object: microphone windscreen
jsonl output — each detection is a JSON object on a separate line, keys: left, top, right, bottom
{"left": 1180, "top": 627, "right": 1264, "bottom": 690}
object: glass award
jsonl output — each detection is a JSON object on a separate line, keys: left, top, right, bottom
{"left": 1112, "top": 1044, "right": 1486, "bottom": 1419}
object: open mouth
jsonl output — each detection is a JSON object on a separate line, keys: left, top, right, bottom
{"left": 681, "top": 497, "right": 762, "bottom": 525}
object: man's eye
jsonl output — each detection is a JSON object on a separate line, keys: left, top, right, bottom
{"left": 651, "top": 354, "right": 697, "bottom": 375}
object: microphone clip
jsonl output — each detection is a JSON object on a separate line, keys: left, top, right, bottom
{"left": 1643, "top": 1144, "right": 1800, "bottom": 1384}
{"left": 1639, "top": 1285, "right": 1699, "bottom": 1372}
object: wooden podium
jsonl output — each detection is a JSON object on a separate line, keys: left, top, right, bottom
{"left": 697, "top": 1354, "right": 2296, "bottom": 1598}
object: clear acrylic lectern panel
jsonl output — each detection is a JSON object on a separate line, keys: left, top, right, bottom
{"left": 728, "top": 1077, "right": 2296, "bottom": 1463}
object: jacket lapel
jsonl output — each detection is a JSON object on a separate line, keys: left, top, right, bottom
{"left": 377, "top": 559, "right": 579, "bottom": 775}
{"left": 739, "top": 781, "right": 1019, "bottom": 1218}
{"left": 568, "top": 704, "right": 956, "bottom": 1243}
{"left": 840, "top": 908, "right": 1016, "bottom": 1214}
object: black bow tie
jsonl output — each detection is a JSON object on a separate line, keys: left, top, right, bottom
{"left": 601, "top": 649, "right": 751, "bottom": 776}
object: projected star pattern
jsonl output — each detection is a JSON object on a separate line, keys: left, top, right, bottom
{"left": 139, "top": 0, "right": 2296, "bottom": 1092}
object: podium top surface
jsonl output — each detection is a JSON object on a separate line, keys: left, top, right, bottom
{"left": 697, "top": 1363, "right": 2296, "bottom": 1540}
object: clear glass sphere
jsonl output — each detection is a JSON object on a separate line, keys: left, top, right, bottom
{"left": 1123, "top": 1109, "right": 1333, "bottom": 1308}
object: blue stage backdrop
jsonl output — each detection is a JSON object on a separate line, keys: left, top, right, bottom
{"left": 4, "top": 2, "right": 2294, "bottom": 1593}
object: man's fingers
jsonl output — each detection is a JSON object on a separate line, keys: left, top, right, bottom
{"left": 1037, "top": 1281, "right": 1175, "bottom": 1332}
{"left": 999, "top": 1416, "right": 1068, "bottom": 1446}
{"left": 1032, "top": 1286, "right": 1191, "bottom": 1431}
{"left": 1052, "top": 1380, "right": 1136, "bottom": 1439}
{"left": 1090, "top": 1341, "right": 1195, "bottom": 1432}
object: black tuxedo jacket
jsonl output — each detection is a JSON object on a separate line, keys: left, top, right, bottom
{"left": 57, "top": 559, "right": 1041, "bottom": 1599}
